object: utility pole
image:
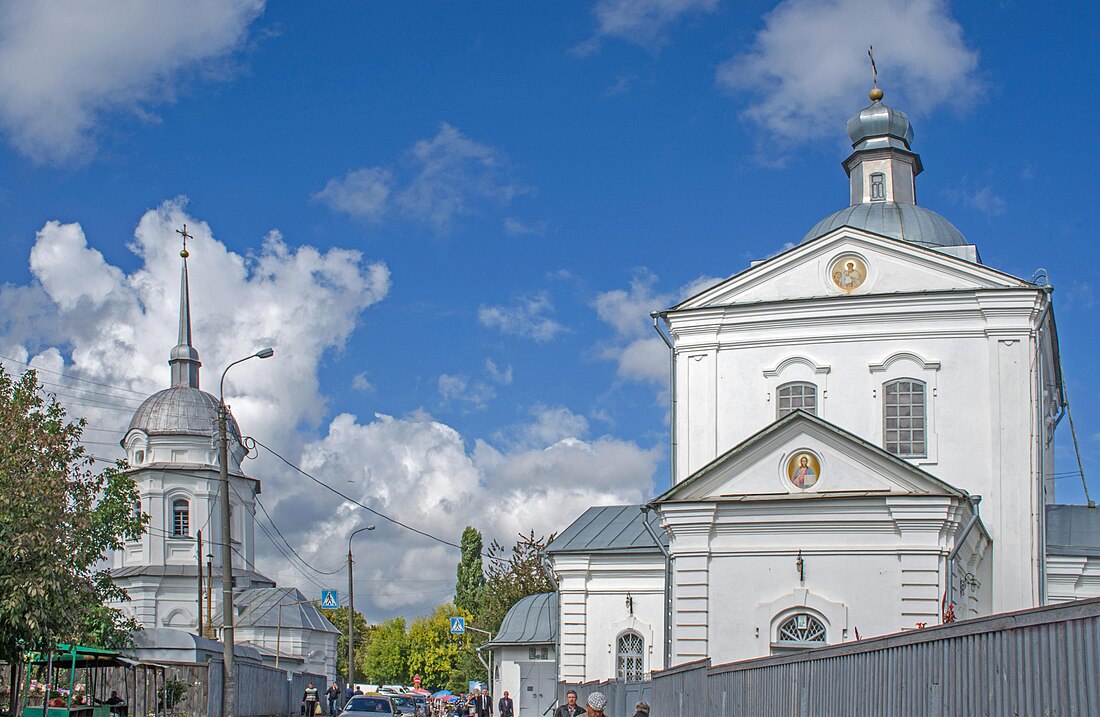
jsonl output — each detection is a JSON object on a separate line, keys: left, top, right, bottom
{"left": 217, "top": 348, "right": 274, "bottom": 717}
{"left": 347, "top": 524, "right": 376, "bottom": 688}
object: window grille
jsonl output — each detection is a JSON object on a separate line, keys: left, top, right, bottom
{"left": 776, "top": 613, "right": 827, "bottom": 644}
{"left": 777, "top": 382, "right": 818, "bottom": 418}
{"left": 884, "top": 379, "right": 927, "bottom": 457}
{"left": 172, "top": 499, "right": 190, "bottom": 537}
{"left": 616, "top": 632, "right": 645, "bottom": 681}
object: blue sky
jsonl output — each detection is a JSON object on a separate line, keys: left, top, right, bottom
{"left": 1, "top": 0, "right": 1098, "bottom": 619}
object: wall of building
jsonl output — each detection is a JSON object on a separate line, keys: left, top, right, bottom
{"left": 552, "top": 552, "right": 666, "bottom": 684}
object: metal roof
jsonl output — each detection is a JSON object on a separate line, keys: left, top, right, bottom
{"left": 802, "top": 202, "right": 968, "bottom": 249}
{"left": 485, "top": 592, "right": 557, "bottom": 647}
{"left": 544, "top": 504, "right": 666, "bottom": 554}
{"left": 126, "top": 386, "right": 242, "bottom": 439}
{"left": 1047, "top": 504, "right": 1100, "bottom": 557}
{"left": 232, "top": 586, "right": 340, "bottom": 633}
{"left": 110, "top": 564, "right": 275, "bottom": 586}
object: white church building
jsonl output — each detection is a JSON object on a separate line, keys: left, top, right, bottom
{"left": 489, "top": 87, "right": 1100, "bottom": 703}
{"left": 109, "top": 248, "right": 338, "bottom": 678}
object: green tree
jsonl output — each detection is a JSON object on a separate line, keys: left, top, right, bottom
{"left": 406, "top": 603, "right": 472, "bottom": 691}
{"left": 479, "top": 531, "right": 556, "bottom": 634}
{"left": 455, "top": 526, "right": 485, "bottom": 615}
{"left": 0, "top": 367, "right": 146, "bottom": 663}
{"left": 317, "top": 602, "right": 373, "bottom": 681}
{"left": 362, "top": 616, "right": 408, "bottom": 684}
{"left": 0, "top": 367, "right": 147, "bottom": 714}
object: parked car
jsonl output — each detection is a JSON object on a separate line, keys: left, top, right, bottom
{"left": 389, "top": 694, "right": 419, "bottom": 716}
{"left": 339, "top": 695, "right": 396, "bottom": 714}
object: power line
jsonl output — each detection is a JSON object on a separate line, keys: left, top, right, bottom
{"left": 0, "top": 354, "right": 149, "bottom": 396}
{"left": 253, "top": 438, "right": 467, "bottom": 553}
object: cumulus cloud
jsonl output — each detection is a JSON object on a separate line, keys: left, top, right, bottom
{"left": 316, "top": 124, "right": 531, "bottom": 233}
{"left": 717, "top": 0, "right": 980, "bottom": 153}
{"left": 478, "top": 293, "right": 566, "bottom": 342}
{"left": 594, "top": 270, "right": 723, "bottom": 388}
{"left": 0, "top": 202, "right": 658, "bottom": 619}
{"left": 0, "top": 0, "right": 264, "bottom": 163}
{"left": 576, "top": 0, "right": 719, "bottom": 54}
{"left": 0, "top": 198, "right": 391, "bottom": 453}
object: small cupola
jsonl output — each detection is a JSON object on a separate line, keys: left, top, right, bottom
{"left": 842, "top": 87, "right": 923, "bottom": 206}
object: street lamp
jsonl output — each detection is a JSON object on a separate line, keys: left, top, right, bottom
{"left": 347, "top": 524, "right": 376, "bottom": 689}
{"left": 218, "top": 347, "right": 274, "bottom": 717}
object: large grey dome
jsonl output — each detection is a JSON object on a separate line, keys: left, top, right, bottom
{"left": 802, "top": 201, "right": 968, "bottom": 249}
{"left": 127, "top": 386, "right": 241, "bottom": 439}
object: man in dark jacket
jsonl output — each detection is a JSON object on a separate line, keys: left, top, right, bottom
{"left": 475, "top": 689, "right": 493, "bottom": 717}
{"left": 327, "top": 683, "right": 341, "bottom": 714}
{"left": 554, "top": 690, "right": 584, "bottom": 717}
{"left": 497, "top": 691, "right": 514, "bottom": 717}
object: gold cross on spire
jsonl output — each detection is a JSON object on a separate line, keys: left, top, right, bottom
{"left": 867, "top": 45, "right": 883, "bottom": 101}
{"left": 176, "top": 224, "right": 193, "bottom": 259}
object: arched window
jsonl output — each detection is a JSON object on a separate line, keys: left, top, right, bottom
{"left": 616, "top": 632, "right": 645, "bottom": 681}
{"left": 132, "top": 500, "right": 142, "bottom": 520}
{"left": 134, "top": 449, "right": 145, "bottom": 465}
{"left": 172, "top": 499, "right": 190, "bottom": 537}
{"left": 870, "top": 172, "right": 886, "bottom": 201}
{"left": 777, "top": 382, "right": 817, "bottom": 418}
{"left": 883, "top": 379, "right": 927, "bottom": 457}
{"left": 776, "top": 613, "right": 827, "bottom": 646}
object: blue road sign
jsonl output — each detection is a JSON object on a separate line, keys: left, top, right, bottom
{"left": 450, "top": 616, "right": 466, "bottom": 634}
{"left": 321, "top": 590, "right": 339, "bottom": 609}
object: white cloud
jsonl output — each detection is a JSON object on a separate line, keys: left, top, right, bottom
{"left": 437, "top": 373, "right": 496, "bottom": 410}
{"left": 594, "top": 270, "right": 722, "bottom": 388}
{"left": 503, "top": 217, "right": 548, "bottom": 237}
{"left": 478, "top": 293, "right": 566, "bottom": 342}
{"left": 0, "top": 200, "right": 658, "bottom": 620}
{"left": 485, "top": 358, "right": 513, "bottom": 385}
{"left": 318, "top": 124, "right": 530, "bottom": 233}
{"left": 945, "top": 184, "right": 1006, "bottom": 217}
{"left": 717, "top": 0, "right": 980, "bottom": 152}
{"left": 0, "top": 0, "right": 264, "bottom": 164}
{"left": 352, "top": 372, "right": 374, "bottom": 392}
{"left": 577, "top": 0, "right": 719, "bottom": 54}
{"left": 313, "top": 167, "right": 393, "bottom": 221}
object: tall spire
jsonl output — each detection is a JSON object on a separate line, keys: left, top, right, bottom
{"left": 169, "top": 225, "right": 201, "bottom": 388}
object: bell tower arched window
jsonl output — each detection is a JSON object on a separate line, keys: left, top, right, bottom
{"left": 172, "top": 499, "right": 190, "bottom": 537}
{"left": 777, "top": 382, "right": 818, "bottom": 418}
{"left": 616, "top": 631, "right": 645, "bottom": 681}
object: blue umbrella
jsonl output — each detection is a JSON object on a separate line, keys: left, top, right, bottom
{"left": 433, "top": 690, "right": 452, "bottom": 697}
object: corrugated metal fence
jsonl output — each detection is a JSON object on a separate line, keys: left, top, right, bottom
{"left": 207, "top": 661, "right": 328, "bottom": 717}
{"left": 650, "top": 596, "right": 1100, "bottom": 717}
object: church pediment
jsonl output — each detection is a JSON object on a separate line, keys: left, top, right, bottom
{"left": 673, "top": 229, "right": 1029, "bottom": 310}
{"left": 654, "top": 411, "right": 965, "bottom": 504}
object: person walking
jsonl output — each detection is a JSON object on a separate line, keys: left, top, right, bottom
{"left": 497, "top": 691, "right": 514, "bottom": 717}
{"left": 327, "top": 683, "right": 341, "bottom": 714}
{"left": 585, "top": 692, "right": 608, "bottom": 717}
{"left": 631, "top": 701, "right": 649, "bottom": 717}
{"left": 554, "top": 690, "right": 585, "bottom": 717}
{"left": 303, "top": 682, "right": 320, "bottom": 716}
{"left": 476, "top": 688, "right": 493, "bottom": 717}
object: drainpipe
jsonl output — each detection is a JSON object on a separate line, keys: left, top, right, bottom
{"left": 651, "top": 312, "right": 675, "bottom": 486}
{"left": 540, "top": 556, "right": 562, "bottom": 697}
{"left": 945, "top": 494, "right": 982, "bottom": 621}
{"left": 640, "top": 505, "right": 672, "bottom": 669}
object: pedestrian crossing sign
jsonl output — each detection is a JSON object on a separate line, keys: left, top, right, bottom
{"left": 320, "top": 590, "right": 339, "bottom": 609}
{"left": 450, "top": 617, "right": 466, "bottom": 634}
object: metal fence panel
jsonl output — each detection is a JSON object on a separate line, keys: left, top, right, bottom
{"left": 647, "top": 597, "right": 1100, "bottom": 717}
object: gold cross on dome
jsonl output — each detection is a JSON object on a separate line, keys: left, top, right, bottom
{"left": 176, "top": 224, "right": 193, "bottom": 258}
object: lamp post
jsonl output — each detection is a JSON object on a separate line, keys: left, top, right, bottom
{"left": 347, "top": 524, "right": 376, "bottom": 690}
{"left": 464, "top": 625, "right": 494, "bottom": 694}
{"left": 219, "top": 347, "right": 274, "bottom": 717}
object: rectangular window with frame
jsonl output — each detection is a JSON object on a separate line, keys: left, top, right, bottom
{"left": 883, "top": 379, "right": 927, "bottom": 457}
